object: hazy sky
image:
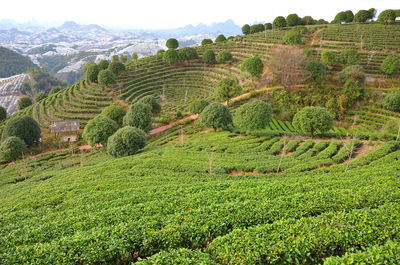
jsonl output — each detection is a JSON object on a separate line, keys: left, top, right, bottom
{"left": 2, "top": 0, "right": 398, "bottom": 29}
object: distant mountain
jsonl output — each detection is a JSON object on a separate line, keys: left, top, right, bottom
{"left": 0, "top": 46, "right": 36, "bottom": 78}
{"left": 58, "top": 21, "right": 108, "bottom": 34}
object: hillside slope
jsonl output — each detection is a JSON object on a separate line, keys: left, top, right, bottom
{"left": 0, "top": 46, "right": 36, "bottom": 78}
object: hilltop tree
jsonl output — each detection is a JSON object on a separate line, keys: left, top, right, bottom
{"left": 108, "top": 61, "right": 126, "bottom": 75}
{"left": 383, "top": 91, "right": 400, "bottom": 112}
{"left": 98, "top": 69, "right": 116, "bottom": 86}
{"left": 111, "top": 55, "right": 119, "bottom": 62}
{"left": 242, "top": 24, "right": 250, "bottom": 35}
{"left": 216, "top": 51, "right": 233, "bottom": 63}
{"left": 241, "top": 56, "right": 264, "bottom": 78}
{"left": 268, "top": 46, "right": 308, "bottom": 90}
{"left": 1, "top": 115, "right": 41, "bottom": 146}
{"left": 339, "top": 49, "right": 361, "bottom": 66}
{"left": 201, "top": 39, "right": 213, "bottom": 46}
{"left": 273, "top": 16, "right": 287, "bottom": 29}
{"left": 250, "top": 24, "right": 265, "bottom": 34}
{"left": 215, "top": 78, "right": 242, "bottom": 103}
{"left": 333, "top": 10, "right": 354, "bottom": 23}
{"left": 34, "top": 92, "right": 47, "bottom": 102}
{"left": 163, "top": 49, "right": 179, "bottom": 64}
{"left": 215, "top": 34, "right": 227, "bottom": 43}
{"left": 166, "top": 38, "right": 179, "bottom": 49}
{"left": 234, "top": 100, "right": 272, "bottom": 130}
{"left": 0, "top": 136, "right": 27, "bottom": 162}
{"left": 17, "top": 97, "right": 32, "bottom": 110}
{"left": 306, "top": 61, "right": 326, "bottom": 85}
{"left": 131, "top": 53, "right": 138, "bottom": 61}
{"left": 199, "top": 103, "right": 232, "bottom": 131}
{"left": 381, "top": 55, "right": 400, "bottom": 76}
{"left": 98, "top": 59, "right": 109, "bottom": 70}
{"left": 83, "top": 116, "right": 118, "bottom": 147}
{"left": 178, "top": 47, "right": 198, "bottom": 61}
{"left": 292, "top": 106, "right": 333, "bottom": 137}
{"left": 202, "top": 50, "right": 216, "bottom": 64}
{"left": 302, "top": 16, "right": 315, "bottom": 25}
{"left": 264, "top": 23, "right": 273, "bottom": 30}
{"left": 139, "top": 95, "right": 161, "bottom": 115}
{"left": 100, "top": 104, "right": 126, "bottom": 127}
{"left": 286, "top": 13, "right": 302, "bottom": 27}
{"left": 321, "top": 50, "right": 337, "bottom": 69}
{"left": 354, "top": 10, "right": 372, "bottom": 23}
{"left": 85, "top": 63, "right": 100, "bottom": 82}
{"left": 0, "top": 106, "right": 6, "bottom": 121}
{"left": 123, "top": 102, "right": 153, "bottom": 133}
{"left": 188, "top": 100, "right": 209, "bottom": 114}
{"left": 283, "top": 30, "right": 302, "bottom": 45}
{"left": 107, "top": 126, "right": 146, "bottom": 158}
{"left": 378, "top": 9, "right": 397, "bottom": 24}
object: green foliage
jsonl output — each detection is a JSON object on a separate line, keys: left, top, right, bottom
{"left": 139, "top": 95, "right": 161, "bottom": 115}
{"left": 166, "top": 38, "right": 179, "bottom": 49}
{"left": 286, "top": 13, "right": 302, "bottom": 27}
{"left": 131, "top": 53, "right": 138, "bottom": 60}
{"left": 201, "top": 39, "right": 213, "bottom": 46}
{"left": 242, "top": 24, "right": 250, "bottom": 35}
{"left": 120, "top": 55, "right": 127, "bottom": 63}
{"left": 333, "top": 10, "right": 354, "bottom": 23}
{"left": 198, "top": 102, "right": 232, "bottom": 131}
{"left": 249, "top": 24, "right": 265, "bottom": 34}
{"left": 1, "top": 115, "right": 41, "bottom": 146}
{"left": 123, "top": 102, "right": 153, "bottom": 133}
{"left": 380, "top": 54, "right": 400, "bottom": 75}
{"left": 216, "top": 50, "right": 233, "bottom": 63}
{"left": 107, "top": 126, "right": 146, "bottom": 158}
{"left": 292, "top": 25, "right": 308, "bottom": 34}
{"left": 339, "top": 49, "right": 361, "bottom": 66}
{"left": 283, "top": 30, "right": 303, "bottom": 45}
{"left": 378, "top": 9, "right": 397, "bottom": 24}
{"left": 339, "top": 65, "right": 365, "bottom": 86}
{"left": 381, "top": 119, "right": 399, "bottom": 138}
{"left": 321, "top": 50, "right": 336, "bottom": 69}
{"left": 163, "top": 49, "right": 179, "bottom": 64}
{"left": 306, "top": 61, "right": 326, "bottom": 84}
{"left": 215, "top": 34, "right": 227, "bottom": 43}
{"left": 82, "top": 115, "right": 118, "bottom": 147}
{"left": 111, "top": 55, "right": 119, "bottom": 62}
{"left": 188, "top": 100, "right": 209, "bottom": 114}
{"left": 85, "top": 63, "right": 100, "bottom": 82}
{"left": 49, "top": 86, "right": 62, "bottom": 95}
{"left": 98, "top": 59, "right": 109, "bottom": 70}
{"left": 0, "top": 136, "right": 27, "bottom": 162}
{"left": 108, "top": 61, "right": 126, "bottom": 75}
{"left": 100, "top": 104, "right": 126, "bottom": 126}
{"left": 156, "top": 49, "right": 165, "bottom": 56}
{"left": 202, "top": 50, "right": 216, "bottom": 64}
{"left": 136, "top": 248, "right": 217, "bottom": 265}
{"left": 234, "top": 100, "right": 272, "bottom": 130}
{"left": 273, "top": 16, "right": 287, "bottom": 28}
{"left": 354, "top": 9, "right": 373, "bottom": 23}
{"left": 264, "top": 23, "right": 273, "bottom": 30}
{"left": 17, "top": 97, "right": 32, "bottom": 110}
{"left": 0, "top": 46, "right": 36, "bottom": 78}
{"left": 177, "top": 47, "right": 198, "bottom": 61}
{"left": 20, "top": 82, "right": 31, "bottom": 94}
{"left": 383, "top": 91, "right": 400, "bottom": 112}
{"left": 241, "top": 56, "right": 264, "bottom": 78}
{"left": 302, "top": 16, "right": 315, "bottom": 25}
{"left": 34, "top": 92, "right": 47, "bottom": 102}
{"left": 0, "top": 106, "right": 6, "bottom": 121}
{"left": 98, "top": 69, "right": 116, "bottom": 86}
{"left": 215, "top": 78, "right": 242, "bottom": 102}
{"left": 292, "top": 106, "right": 334, "bottom": 136}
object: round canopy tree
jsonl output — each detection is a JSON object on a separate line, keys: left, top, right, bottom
{"left": 242, "top": 24, "right": 250, "bottom": 35}
{"left": 286, "top": 13, "right": 302, "bottom": 27}
{"left": 241, "top": 56, "right": 264, "bottom": 78}
{"left": 98, "top": 69, "right": 116, "bottom": 86}
{"left": 264, "top": 23, "right": 273, "bottom": 30}
{"left": 82, "top": 115, "right": 118, "bottom": 147}
{"left": 354, "top": 10, "right": 371, "bottom": 23}
{"left": 108, "top": 61, "right": 125, "bottom": 75}
{"left": 381, "top": 55, "right": 400, "bottom": 76}
{"left": 0, "top": 136, "right": 27, "bottom": 162}
{"left": 178, "top": 47, "right": 198, "bottom": 61}
{"left": 123, "top": 102, "right": 153, "bottom": 133}
{"left": 0, "top": 106, "right": 6, "bottom": 121}
{"left": 378, "top": 9, "right": 397, "bottom": 24}
{"left": 216, "top": 51, "right": 233, "bottom": 63}
{"left": 250, "top": 24, "right": 265, "bottom": 34}
{"left": 163, "top": 49, "right": 179, "bottom": 64}
{"left": 107, "top": 126, "right": 146, "bottom": 158}
{"left": 215, "top": 34, "right": 227, "bottom": 43}
{"left": 234, "top": 100, "right": 272, "bottom": 130}
{"left": 139, "top": 95, "right": 161, "bottom": 115}
{"left": 306, "top": 61, "right": 326, "bottom": 85}
{"left": 1, "top": 115, "right": 41, "bottom": 146}
{"left": 215, "top": 78, "right": 242, "bottom": 103}
{"left": 188, "top": 100, "right": 209, "bottom": 114}
{"left": 100, "top": 104, "right": 126, "bottom": 126}
{"left": 85, "top": 63, "right": 100, "bottom": 82}
{"left": 98, "top": 59, "right": 109, "bottom": 70}
{"left": 201, "top": 39, "right": 213, "bottom": 46}
{"left": 166, "top": 38, "right": 179, "bottom": 49}
{"left": 339, "top": 65, "right": 365, "bottom": 86}
{"left": 339, "top": 49, "right": 361, "bottom": 66}
{"left": 17, "top": 97, "right": 32, "bottom": 110}
{"left": 198, "top": 103, "right": 232, "bottom": 131}
{"left": 321, "top": 50, "right": 336, "bottom": 70}
{"left": 202, "top": 50, "right": 216, "bottom": 64}
{"left": 383, "top": 91, "right": 400, "bottom": 112}
{"left": 292, "top": 106, "right": 334, "bottom": 137}
{"left": 273, "top": 16, "right": 287, "bottom": 29}
{"left": 283, "top": 31, "right": 303, "bottom": 45}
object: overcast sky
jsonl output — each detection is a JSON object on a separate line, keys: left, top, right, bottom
{"left": 2, "top": 0, "right": 398, "bottom": 29}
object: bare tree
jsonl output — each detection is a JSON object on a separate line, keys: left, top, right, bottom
{"left": 267, "top": 47, "right": 308, "bottom": 90}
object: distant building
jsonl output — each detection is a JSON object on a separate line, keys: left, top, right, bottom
{"left": 50, "top": 120, "right": 80, "bottom": 142}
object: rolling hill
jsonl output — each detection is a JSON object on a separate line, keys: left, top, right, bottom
{"left": 0, "top": 46, "right": 36, "bottom": 78}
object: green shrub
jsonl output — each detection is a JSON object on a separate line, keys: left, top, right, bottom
{"left": 292, "top": 106, "right": 334, "bottom": 137}
{"left": 250, "top": 24, "right": 265, "bottom": 34}
{"left": 139, "top": 95, "right": 161, "bottom": 115}
{"left": 381, "top": 54, "right": 400, "bottom": 75}
{"left": 306, "top": 61, "right": 326, "bottom": 84}
{"left": 215, "top": 34, "right": 226, "bottom": 43}
{"left": 273, "top": 16, "right": 287, "bottom": 28}
{"left": 108, "top": 61, "right": 125, "bottom": 75}
{"left": 339, "top": 49, "right": 361, "bottom": 66}
{"left": 107, "top": 126, "right": 146, "bottom": 157}
{"left": 215, "top": 78, "right": 242, "bottom": 102}
{"left": 383, "top": 91, "right": 400, "bottom": 112}
{"left": 234, "top": 100, "right": 272, "bottom": 130}
{"left": 100, "top": 104, "right": 126, "bottom": 126}
{"left": 82, "top": 116, "right": 119, "bottom": 147}
{"left": 136, "top": 248, "right": 217, "bottom": 265}
{"left": 98, "top": 69, "right": 116, "bottom": 86}
{"left": 199, "top": 103, "right": 232, "bottom": 131}
{"left": 163, "top": 49, "right": 179, "bottom": 64}
{"left": 84, "top": 63, "right": 100, "bottom": 82}
{"left": 202, "top": 50, "right": 216, "bottom": 64}
{"left": 178, "top": 47, "right": 198, "bottom": 61}
{"left": 166, "top": 38, "right": 179, "bottom": 49}
{"left": 321, "top": 50, "right": 336, "bottom": 70}
{"left": 286, "top": 13, "right": 302, "bottom": 27}
{"left": 339, "top": 65, "right": 365, "bottom": 86}
{"left": 216, "top": 51, "right": 233, "bottom": 63}
{"left": 378, "top": 9, "right": 397, "bottom": 24}
{"left": 242, "top": 24, "right": 250, "bottom": 35}
{"left": 241, "top": 56, "right": 264, "bottom": 78}
{"left": 201, "top": 39, "right": 213, "bottom": 46}
{"left": 0, "top": 136, "right": 27, "bottom": 162}
{"left": 17, "top": 97, "right": 32, "bottom": 110}
{"left": 188, "top": 100, "right": 209, "bottom": 114}
{"left": 98, "top": 60, "right": 109, "bottom": 70}
{"left": 1, "top": 115, "right": 41, "bottom": 146}
{"left": 123, "top": 102, "right": 153, "bottom": 133}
